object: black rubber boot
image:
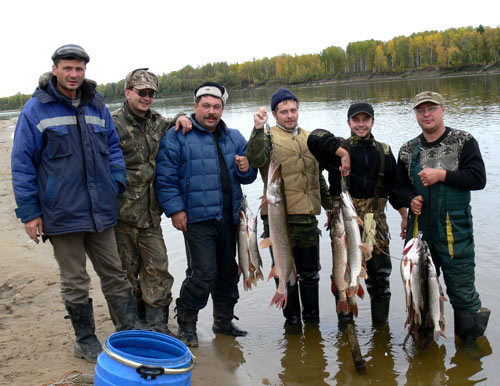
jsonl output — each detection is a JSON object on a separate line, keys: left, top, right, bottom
{"left": 299, "top": 280, "right": 320, "bottom": 323}
{"left": 107, "top": 292, "right": 138, "bottom": 331}
{"left": 145, "top": 304, "right": 172, "bottom": 335}
{"left": 283, "top": 283, "right": 301, "bottom": 326}
{"left": 454, "top": 307, "right": 491, "bottom": 342}
{"left": 176, "top": 304, "right": 199, "bottom": 347}
{"left": 137, "top": 297, "right": 146, "bottom": 326}
{"left": 65, "top": 298, "right": 102, "bottom": 363}
{"left": 370, "top": 295, "right": 390, "bottom": 325}
{"left": 212, "top": 303, "right": 247, "bottom": 337}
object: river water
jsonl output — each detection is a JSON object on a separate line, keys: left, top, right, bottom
{"left": 4, "top": 74, "right": 499, "bottom": 385}
{"left": 151, "top": 74, "right": 500, "bottom": 385}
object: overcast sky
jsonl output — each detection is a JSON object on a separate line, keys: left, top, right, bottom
{"left": 1, "top": 0, "right": 498, "bottom": 98}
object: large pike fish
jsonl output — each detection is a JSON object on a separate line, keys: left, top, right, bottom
{"left": 237, "top": 198, "right": 264, "bottom": 291}
{"left": 340, "top": 191, "right": 371, "bottom": 300}
{"left": 401, "top": 233, "right": 448, "bottom": 345}
{"left": 260, "top": 159, "right": 297, "bottom": 309}
{"left": 247, "top": 209, "right": 264, "bottom": 284}
{"left": 331, "top": 207, "right": 351, "bottom": 315}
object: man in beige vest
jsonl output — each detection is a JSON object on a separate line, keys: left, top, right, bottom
{"left": 246, "top": 88, "right": 349, "bottom": 328}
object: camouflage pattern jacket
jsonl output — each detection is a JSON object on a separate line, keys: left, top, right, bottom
{"left": 112, "top": 102, "right": 179, "bottom": 228}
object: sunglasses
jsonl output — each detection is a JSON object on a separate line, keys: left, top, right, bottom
{"left": 132, "top": 88, "right": 158, "bottom": 98}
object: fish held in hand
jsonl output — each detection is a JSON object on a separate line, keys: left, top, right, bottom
{"left": 260, "top": 159, "right": 296, "bottom": 309}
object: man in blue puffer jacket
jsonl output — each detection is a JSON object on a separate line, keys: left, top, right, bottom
{"left": 11, "top": 44, "right": 136, "bottom": 363}
{"left": 156, "top": 81, "right": 257, "bottom": 347}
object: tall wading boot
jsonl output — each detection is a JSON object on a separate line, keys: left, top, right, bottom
{"left": 299, "top": 280, "right": 320, "bottom": 324}
{"left": 212, "top": 302, "right": 247, "bottom": 337}
{"left": 145, "top": 304, "right": 172, "bottom": 335}
{"left": 370, "top": 295, "right": 391, "bottom": 325}
{"left": 454, "top": 307, "right": 491, "bottom": 342}
{"left": 136, "top": 297, "right": 146, "bottom": 326}
{"left": 282, "top": 282, "right": 301, "bottom": 327}
{"left": 176, "top": 304, "right": 199, "bottom": 347}
{"left": 65, "top": 298, "right": 102, "bottom": 363}
{"left": 107, "top": 292, "right": 138, "bottom": 331}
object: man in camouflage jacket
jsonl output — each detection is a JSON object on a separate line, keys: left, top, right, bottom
{"left": 112, "top": 68, "right": 191, "bottom": 334}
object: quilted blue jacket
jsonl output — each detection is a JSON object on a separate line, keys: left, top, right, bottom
{"left": 11, "top": 74, "right": 126, "bottom": 235}
{"left": 156, "top": 116, "right": 257, "bottom": 225}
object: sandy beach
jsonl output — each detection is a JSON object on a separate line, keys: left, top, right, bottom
{"left": 0, "top": 119, "right": 231, "bottom": 386}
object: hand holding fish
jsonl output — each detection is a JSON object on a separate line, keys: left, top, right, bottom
{"left": 254, "top": 106, "right": 268, "bottom": 129}
{"left": 418, "top": 168, "right": 446, "bottom": 187}
{"left": 336, "top": 146, "right": 351, "bottom": 176}
{"left": 235, "top": 155, "right": 249, "bottom": 173}
{"left": 411, "top": 195, "right": 424, "bottom": 216}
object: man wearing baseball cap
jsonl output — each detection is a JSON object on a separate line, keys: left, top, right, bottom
{"left": 246, "top": 88, "right": 347, "bottom": 329}
{"left": 155, "top": 81, "right": 257, "bottom": 347}
{"left": 308, "top": 102, "right": 407, "bottom": 326}
{"left": 396, "top": 91, "right": 490, "bottom": 342}
{"left": 112, "top": 69, "right": 191, "bottom": 334}
{"left": 11, "top": 44, "right": 136, "bottom": 363}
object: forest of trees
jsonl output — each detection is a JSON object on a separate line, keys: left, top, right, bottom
{"left": 1, "top": 25, "right": 499, "bottom": 111}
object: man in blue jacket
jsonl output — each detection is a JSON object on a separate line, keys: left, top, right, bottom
{"left": 156, "top": 81, "right": 257, "bottom": 347}
{"left": 11, "top": 44, "right": 136, "bottom": 363}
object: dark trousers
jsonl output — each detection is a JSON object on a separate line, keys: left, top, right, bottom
{"left": 365, "top": 247, "right": 392, "bottom": 300}
{"left": 178, "top": 210, "right": 239, "bottom": 310}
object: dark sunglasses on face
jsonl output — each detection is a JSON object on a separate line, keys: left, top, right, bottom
{"left": 132, "top": 88, "right": 158, "bottom": 98}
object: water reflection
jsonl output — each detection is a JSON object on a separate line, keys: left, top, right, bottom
{"left": 279, "top": 323, "right": 329, "bottom": 386}
{"left": 364, "top": 325, "right": 397, "bottom": 385}
{"left": 212, "top": 333, "right": 246, "bottom": 371}
{"left": 404, "top": 339, "right": 447, "bottom": 386}
{"left": 446, "top": 337, "right": 492, "bottom": 385}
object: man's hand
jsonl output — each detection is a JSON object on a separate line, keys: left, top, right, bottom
{"left": 25, "top": 216, "right": 43, "bottom": 244}
{"left": 235, "top": 155, "right": 249, "bottom": 173}
{"left": 335, "top": 147, "right": 350, "bottom": 176}
{"left": 175, "top": 115, "right": 193, "bottom": 135}
{"left": 410, "top": 195, "right": 424, "bottom": 216}
{"left": 418, "top": 168, "right": 446, "bottom": 187}
{"left": 172, "top": 211, "right": 188, "bottom": 232}
{"left": 254, "top": 106, "right": 268, "bottom": 129}
{"left": 399, "top": 208, "right": 408, "bottom": 239}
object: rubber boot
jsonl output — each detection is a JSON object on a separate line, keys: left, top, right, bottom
{"left": 65, "top": 298, "right": 102, "bottom": 363}
{"left": 283, "top": 283, "right": 301, "bottom": 326}
{"left": 370, "top": 295, "right": 390, "bottom": 325}
{"left": 176, "top": 304, "right": 199, "bottom": 347}
{"left": 299, "top": 280, "right": 320, "bottom": 323}
{"left": 145, "top": 304, "right": 172, "bottom": 335}
{"left": 137, "top": 297, "right": 146, "bottom": 326}
{"left": 212, "top": 303, "right": 247, "bottom": 337}
{"left": 454, "top": 307, "right": 491, "bottom": 342}
{"left": 107, "top": 292, "right": 138, "bottom": 331}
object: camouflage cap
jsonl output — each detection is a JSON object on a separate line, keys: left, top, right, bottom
{"left": 412, "top": 91, "right": 444, "bottom": 108}
{"left": 125, "top": 68, "right": 158, "bottom": 91}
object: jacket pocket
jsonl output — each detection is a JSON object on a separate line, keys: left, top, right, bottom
{"left": 46, "top": 127, "right": 71, "bottom": 159}
{"left": 92, "top": 125, "right": 110, "bottom": 155}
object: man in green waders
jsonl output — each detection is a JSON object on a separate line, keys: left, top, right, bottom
{"left": 396, "top": 91, "right": 490, "bottom": 342}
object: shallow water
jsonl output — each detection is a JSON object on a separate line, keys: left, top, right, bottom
{"left": 151, "top": 74, "right": 500, "bottom": 385}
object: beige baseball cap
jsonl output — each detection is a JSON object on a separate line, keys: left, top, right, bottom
{"left": 413, "top": 91, "right": 444, "bottom": 108}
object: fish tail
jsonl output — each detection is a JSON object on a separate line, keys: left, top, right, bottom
{"left": 267, "top": 266, "right": 277, "bottom": 282}
{"left": 269, "top": 291, "right": 287, "bottom": 309}
{"left": 350, "top": 302, "right": 359, "bottom": 318}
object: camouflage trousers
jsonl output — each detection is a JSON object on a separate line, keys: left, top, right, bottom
{"left": 114, "top": 221, "right": 173, "bottom": 307}
{"left": 332, "top": 196, "right": 390, "bottom": 254}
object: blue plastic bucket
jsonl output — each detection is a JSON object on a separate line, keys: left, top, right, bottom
{"left": 94, "top": 330, "right": 194, "bottom": 386}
